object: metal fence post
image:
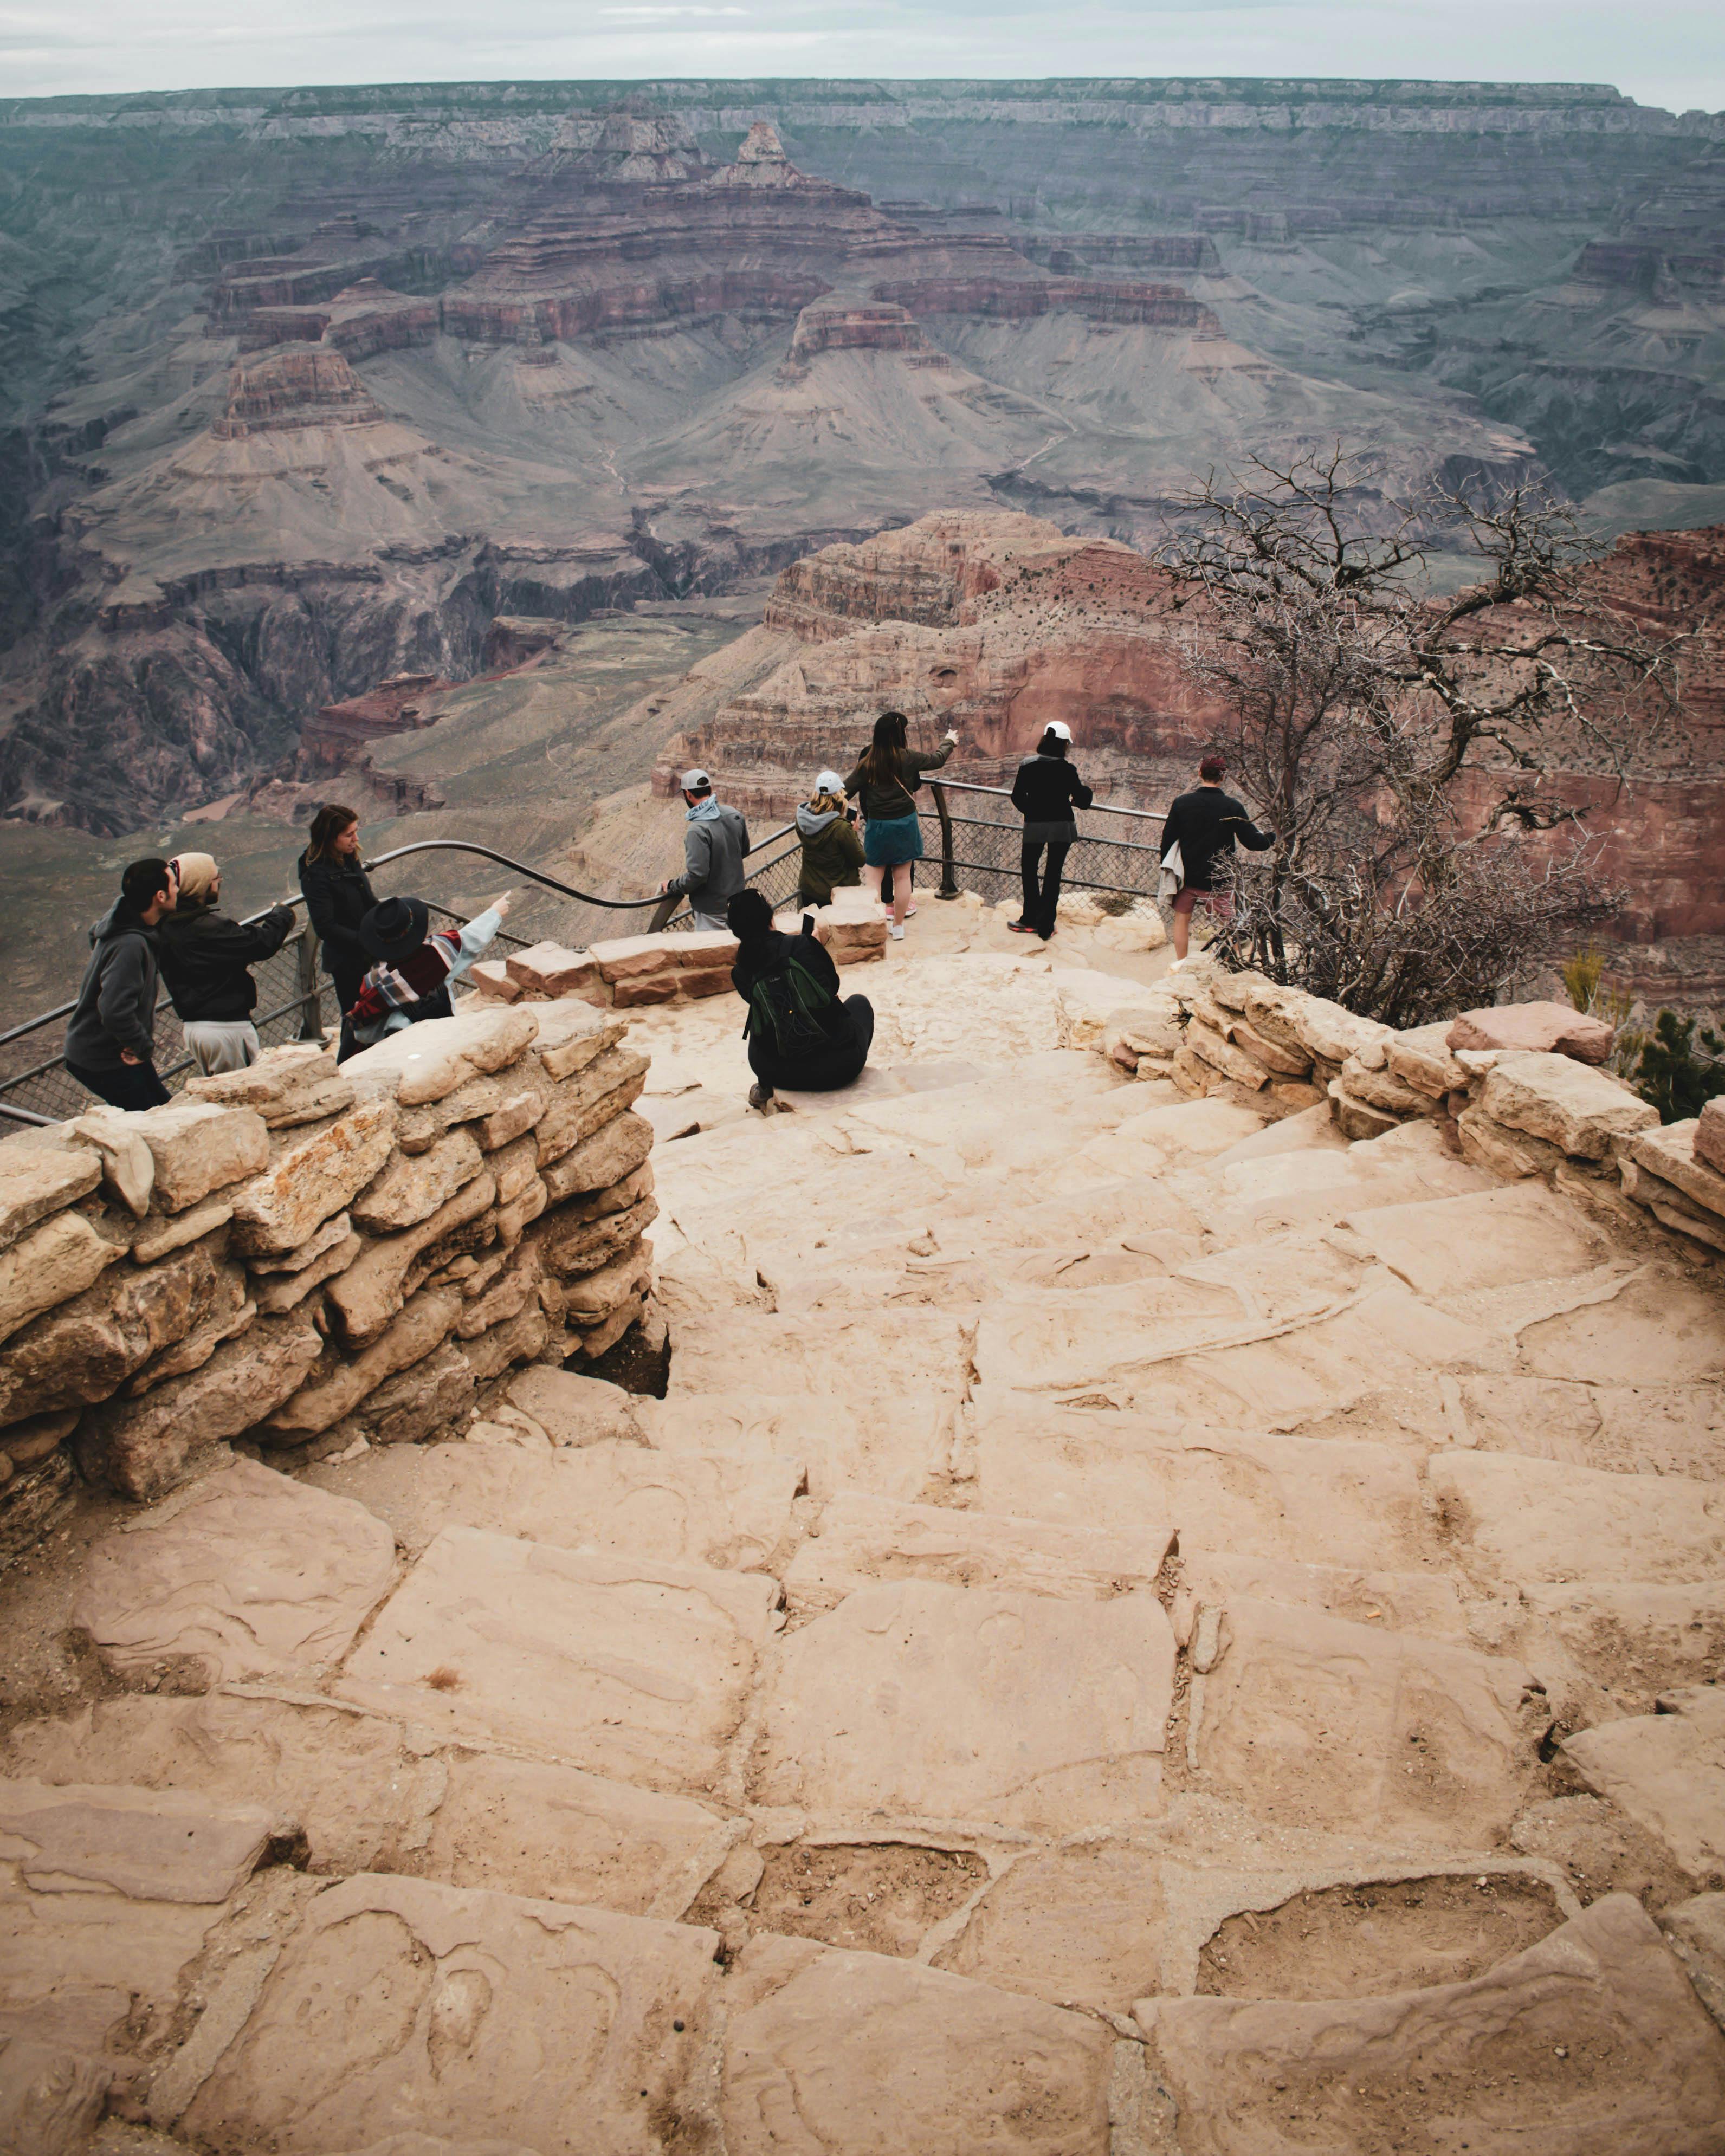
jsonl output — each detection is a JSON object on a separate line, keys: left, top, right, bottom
{"left": 296, "top": 924, "right": 324, "bottom": 1041}
{"left": 929, "top": 785, "right": 960, "bottom": 899}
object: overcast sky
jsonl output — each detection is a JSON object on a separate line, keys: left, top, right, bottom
{"left": 4, "top": 0, "right": 1721, "bottom": 115}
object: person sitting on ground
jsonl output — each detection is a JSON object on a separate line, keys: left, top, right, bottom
{"left": 794, "top": 768, "right": 866, "bottom": 909}
{"left": 345, "top": 890, "right": 513, "bottom": 1051}
{"left": 660, "top": 768, "right": 750, "bottom": 929}
{"left": 157, "top": 852, "right": 296, "bottom": 1075}
{"left": 1158, "top": 753, "right": 1275, "bottom": 967}
{"left": 63, "top": 858, "right": 179, "bottom": 1111}
{"left": 1008, "top": 721, "right": 1094, "bottom": 941}
{"left": 843, "top": 710, "right": 957, "bottom": 941}
{"left": 726, "top": 886, "right": 875, "bottom": 1111}
{"left": 298, "top": 804, "right": 376, "bottom": 1048}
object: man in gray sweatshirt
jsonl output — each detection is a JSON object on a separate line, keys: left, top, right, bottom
{"left": 660, "top": 768, "right": 750, "bottom": 929}
{"left": 63, "top": 858, "right": 179, "bottom": 1110}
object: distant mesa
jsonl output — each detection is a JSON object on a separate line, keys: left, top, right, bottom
{"left": 524, "top": 103, "right": 713, "bottom": 191}
{"left": 710, "top": 121, "right": 817, "bottom": 190}
{"left": 210, "top": 348, "right": 384, "bottom": 437}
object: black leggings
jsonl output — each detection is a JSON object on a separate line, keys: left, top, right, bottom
{"left": 748, "top": 995, "right": 875, "bottom": 1092}
{"left": 1020, "top": 838, "right": 1071, "bottom": 938}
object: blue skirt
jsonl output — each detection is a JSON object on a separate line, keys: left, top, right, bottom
{"left": 863, "top": 812, "right": 923, "bottom": 867}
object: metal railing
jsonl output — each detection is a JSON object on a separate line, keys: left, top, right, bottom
{"left": 0, "top": 829, "right": 793, "bottom": 1126}
{"left": 0, "top": 792, "right": 1165, "bottom": 1128}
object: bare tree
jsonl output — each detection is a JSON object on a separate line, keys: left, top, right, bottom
{"left": 1157, "top": 447, "right": 1686, "bottom": 1026}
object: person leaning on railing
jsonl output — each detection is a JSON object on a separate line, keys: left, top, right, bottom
{"left": 843, "top": 710, "right": 957, "bottom": 941}
{"left": 794, "top": 769, "right": 865, "bottom": 909}
{"left": 62, "top": 858, "right": 180, "bottom": 1111}
{"left": 298, "top": 804, "right": 377, "bottom": 1053}
{"left": 157, "top": 852, "right": 295, "bottom": 1075}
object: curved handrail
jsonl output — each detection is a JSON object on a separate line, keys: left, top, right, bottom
{"left": 934, "top": 776, "right": 1168, "bottom": 826}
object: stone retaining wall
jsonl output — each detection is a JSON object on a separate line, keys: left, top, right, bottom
{"left": 1076, "top": 963, "right": 1725, "bottom": 1255}
{"left": 471, "top": 901, "right": 888, "bottom": 1012}
{"left": 0, "top": 999, "right": 657, "bottom": 1560}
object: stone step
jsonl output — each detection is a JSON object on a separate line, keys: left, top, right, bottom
{"left": 1431, "top": 1449, "right": 1725, "bottom": 1585}
{"left": 1185, "top": 1596, "right": 1546, "bottom": 1849}
{"left": 0, "top": 1689, "right": 729, "bottom": 1917}
{"left": 971, "top": 1408, "right": 1430, "bottom": 1572}
{"left": 973, "top": 1277, "right": 1497, "bottom": 1432}
{"left": 1178, "top": 1548, "right": 1470, "bottom": 1642}
{"left": 70, "top": 1455, "right": 398, "bottom": 1691}
{"left": 1138, "top": 1893, "right": 1725, "bottom": 2155}
{"left": 0, "top": 1775, "right": 273, "bottom": 1904}
{"left": 153, "top": 1869, "right": 1117, "bottom": 2156}
{"left": 309, "top": 1431, "right": 804, "bottom": 1572}
{"left": 783, "top": 1490, "right": 1173, "bottom": 1611}
{"left": 333, "top": 1525, "right": 780, "bottom": 1798}
{"left": 750, "top": 1576, "right": 1176, "bottom": 1834}
{"left": 1563, "top": 1686, "right": 1725, "bottom": 1889}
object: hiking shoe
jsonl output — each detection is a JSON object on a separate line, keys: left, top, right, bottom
{"left": 748, "top": 1082, "right": 774, "bottom": 1110}
{"left": 888, "top": 923, "right": 906, "bottom": 941}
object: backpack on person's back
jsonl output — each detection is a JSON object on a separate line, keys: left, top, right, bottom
{"left": 743, "top": 929, "right": 841, "bottom": 1061}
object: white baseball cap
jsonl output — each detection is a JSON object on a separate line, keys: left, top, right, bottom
{"left": 1045, "top": 721, "right": 1073, "bottom": 742}
{"left": 816, "top": 768, "right": 844, "bottom": 793}
{"left": 680, "top": 767, "right": 712, "bottom": 792}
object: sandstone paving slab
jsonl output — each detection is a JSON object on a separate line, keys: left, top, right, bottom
{"left": 1515, "top": 1579, "right": 1725, "bottom": 1709}
{"left": 784, "top": 1491, "right": 1173, "bottom": 1611}
{"left": 173, "top": 1872, "right": 722, "bottom": 2155}
{"left": 308, "top": 1436, "right": 803, "bottom": 1571}
{"left": 753, "top": 1577, "right": 1174, "bottom": 1831}
{"left": 1431, "top": 1449, "right": 1725, "bottom": 1584}
{"left": 0, "top": 1691, "right": 726, "bottom": 1915}
{"left": 1452, "top": 1372, "right": 1725, "bottom": 1479}
{"left": 931, "top": 1841, "right": 1171, "bottom": 2012}
{"left": 721, "top": 1931, "right": 1113, "bottom": 2156}
{"left": 1337, "top": 1182, "right": 1613, "bottom": 1302}
{"left": 335, "top": 1526, "right": 779, "bottom": 1796}
{"left": 0, "top": 1877, "right": 222, "bottom": 2059}
{"left": 1664, "top": 1893, "right": 1725, "bottom": 2030}
{"left": 1516, "top": 1265, "right": 1725, "bottom": 1387}
{"left": 498, "top": 1363, "right": 648, "bottom": 1445}
{"left": 1178, "top": 1550, "right": 1469, "bottom": 1641}
{"left": 0, "top": 1777, "right": 273, "bottom": 1902}
{"left": 972, "top": 1409, "right": 1430, "bottom": 1571}
{"left": 72, "top": 1458, "right": 398, "bottom": 1688}
{"left": 977, "top": 1278, "right": 1500, "bottom": 1430}
{"left": 1564, "top": 1686, "right": 1725, "bottom": 1885}
{"left": 1136, "top": 1893, "right": 1725, "bottom": 2156}
{"left": 1189, "top": 1598, "right": 1543, "bottom": 1846}
{"left": 0, "top": 1691, "right": 445, "bottom": 1878}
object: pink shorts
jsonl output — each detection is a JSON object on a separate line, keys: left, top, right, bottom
{"left": 1172, "top": 886, "right": 1234, "bottom": 919}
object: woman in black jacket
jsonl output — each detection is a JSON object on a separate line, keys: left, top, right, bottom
{"left": 1009, "top": 722, "right": 1093, "bottom": 940}
{"left": 297, "top": 802, "right": 377, "bottom": 1055}
{"left": 158, "top": 852, "right": 295, "bottom": 1073}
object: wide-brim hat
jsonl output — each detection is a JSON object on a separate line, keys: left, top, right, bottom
{"left": 359, "top": 895, "right": 430, "bottom": 963}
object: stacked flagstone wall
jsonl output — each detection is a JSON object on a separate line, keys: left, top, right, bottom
{"left": 0, "top": 999, "right": 656, "bottom": 1556}
{"left": 1075, "top": 963, "right": 1725, "bottom": 1256}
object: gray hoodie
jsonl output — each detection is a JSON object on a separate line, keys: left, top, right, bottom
{"left": 666, "top": 801, "right": 750, "bottom": 918}
{"left": 63, "top": 901, "right": 161, "bottom": 1071}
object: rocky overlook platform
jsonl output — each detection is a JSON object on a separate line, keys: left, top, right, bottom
{"left": 0, "top": 902, "right": 1722, "bottom": 2153}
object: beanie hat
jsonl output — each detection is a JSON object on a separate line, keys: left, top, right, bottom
{"left": 170, "top": 852, "right": 219, "bottom": 904}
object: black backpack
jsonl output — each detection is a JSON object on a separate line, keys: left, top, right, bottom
{"left": 745, "top": 931, "right": 839, "bottom": 1059}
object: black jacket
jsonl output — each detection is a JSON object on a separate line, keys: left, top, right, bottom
{"left": 63, "top": 902, "right": 161, "bottom": 1072}
{"left": 1011, "top": 753, "right": 1094, "bottom": 831}
{"left": 298, "top": 850, "right": 377, "bottom": 980}
{"left": 731, "top": 925, "right": 849, "bottom": 1051}
{"left": 1159, "top": 786, "right": 1275, "bottom": 890}
{"left": 157, "top": 901, "right": 295, "bottom": 1024}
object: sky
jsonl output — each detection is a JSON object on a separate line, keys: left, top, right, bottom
{"left": 2, "top": 0, "right": 1721, "bottom": 114}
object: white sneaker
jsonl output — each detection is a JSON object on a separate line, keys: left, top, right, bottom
{"left": 1168, "top": 956, "right": 1187, "bottom": 971}
{"left": 888, "top": 922, "right": 906, "bottom": 941}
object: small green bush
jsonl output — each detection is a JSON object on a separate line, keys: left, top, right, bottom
{"left": 1631, "top": 1008, "right": 1725, "bottom": 1125}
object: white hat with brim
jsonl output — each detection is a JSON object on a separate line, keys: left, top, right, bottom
{"left": 1044, "top": 721, "right": 1073, "bottom": 743}
{"left": 816, "top": 769, "right": 844, "bottom": 794}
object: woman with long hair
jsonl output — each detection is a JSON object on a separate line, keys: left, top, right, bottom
{"left": 297, "top": 803, "right": 376, "bottom": 1059}
{"left": 1009, "top": 721, "right": 1093, "bottom": 940}
{"left": 842, "top": 711, "right": 957, "bottom": 940}
{"left": 794, "top": 767, "right": 865, "bottom": 908}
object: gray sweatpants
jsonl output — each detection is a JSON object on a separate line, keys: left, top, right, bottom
{"left": 183, "top": 1019, "right": 261, "bottom": 1074}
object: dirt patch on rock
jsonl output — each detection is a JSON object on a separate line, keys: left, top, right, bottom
{"left": 1197, "top": 1873, "right": 1566, "bottom": 1999}
{"left": 724, "top": 1841, "right": 986, "bottom": 1958}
